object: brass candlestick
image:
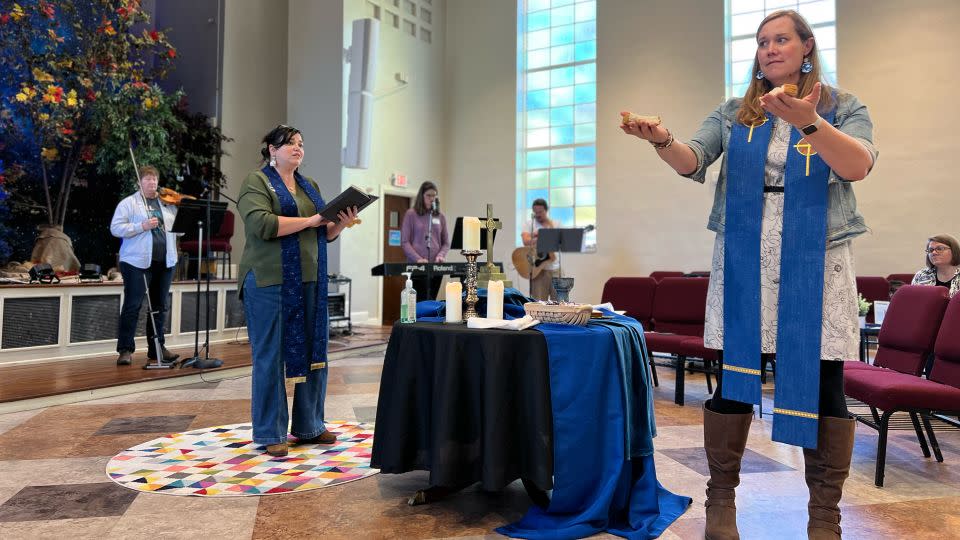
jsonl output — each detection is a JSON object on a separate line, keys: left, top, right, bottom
{"left": 461, "top": 250, "right": 482, "bottom": 320}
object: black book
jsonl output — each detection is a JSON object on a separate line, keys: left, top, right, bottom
{"left": 319, "top": 185, "right": 378, "bottom": 221}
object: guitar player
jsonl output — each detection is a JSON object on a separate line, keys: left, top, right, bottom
{"left": 519, "top": 198, "right": 559, "bottom": 300}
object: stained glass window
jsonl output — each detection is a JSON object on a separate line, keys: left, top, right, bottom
{"left": 517, "top": 0, "right": 596, "bottom": 250}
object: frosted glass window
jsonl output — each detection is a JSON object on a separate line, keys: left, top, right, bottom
{"left": 518, "top": 0, "right": 597, "bottom": 250}
{"left": 550, "top": 106, "right": 574, "bottom": 126}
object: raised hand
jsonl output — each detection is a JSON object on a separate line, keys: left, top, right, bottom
{"left": 619, "top": 111, "right": 670, "bottom": 143}
{"left": 759, "top": 81, "right": 822, "bottom": 129}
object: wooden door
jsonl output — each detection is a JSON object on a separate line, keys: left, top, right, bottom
{"left": 382, "top": 194, "right": 411, "bottom": 325}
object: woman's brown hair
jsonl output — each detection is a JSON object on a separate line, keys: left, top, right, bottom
{"left": 138, "top": 165, "right": 160, "bottom": 180}
{"left": 926, "top": 234, "right": 960, "bottom": 268}
{"left": 736, "top": 10, "right": 834, "bottom": 126}
{"left": 413, "top": 181, "right": 439, "bottom": 216}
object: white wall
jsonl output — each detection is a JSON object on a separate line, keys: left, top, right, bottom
{"left": 839, "top": 0, "right": 960, "bottom": 275}
{"left": 287, "top": 0, "right": 345, "bottom": 272}
{"left": 221, "top": 0, "right": 289, "bottom": 266}
{"left": 444, "top": 0, "right": 519, "bottom": 285}
{"left": 339, "top": 0, "right": 448, "bottom": 322}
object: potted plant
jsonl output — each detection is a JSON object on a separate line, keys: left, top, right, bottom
{"left": 857, "top": 293, "right": 871, "bottom": 328}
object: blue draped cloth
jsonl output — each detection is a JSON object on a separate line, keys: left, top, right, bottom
{"left": 259, "top": 166, "right": 329, "bottom": 382}
{"left": 498, "top": 314, "right": 690, "bottom": 539}
{"left": 418, "top": 301, "right": 691, "bottom": 538}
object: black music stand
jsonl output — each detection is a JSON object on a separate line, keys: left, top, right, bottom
{"left": 173, "top": 199, "right": 227, "bottom": 369}
{"left": 536, "top": 228, "right": 585, "bottom": 302}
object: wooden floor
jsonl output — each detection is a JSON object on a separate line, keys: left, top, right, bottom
{"left": 0, "top": 325, "right": 393, "bottom": 403}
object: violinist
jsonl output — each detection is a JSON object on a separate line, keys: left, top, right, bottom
{"left": 109, "top": 165, "right": 181, "bottom": 366}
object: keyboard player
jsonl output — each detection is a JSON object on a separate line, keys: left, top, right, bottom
{"left": 400, "top": 181, "right": 450, "bottom": 300}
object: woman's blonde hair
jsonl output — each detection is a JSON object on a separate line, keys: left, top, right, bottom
{"left": 736, "top": 10, "right": 834, "bottom": 126}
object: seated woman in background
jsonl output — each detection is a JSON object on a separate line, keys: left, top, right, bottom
{"left": 912, "top": 233, "right": 960, "bottom": 298}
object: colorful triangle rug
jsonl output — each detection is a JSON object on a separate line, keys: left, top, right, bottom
{"left": 106, "top": 421, "right": 378, "bottom": 497}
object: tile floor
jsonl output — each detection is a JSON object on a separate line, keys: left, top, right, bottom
{"left": 0, "top": 339, "right": 957, "bottom": 539}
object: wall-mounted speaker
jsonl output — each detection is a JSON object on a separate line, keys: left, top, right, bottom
{"left": 343, "top": 18, "right": 379, "bottom": 169}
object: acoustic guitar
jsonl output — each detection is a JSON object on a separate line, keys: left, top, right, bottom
{"left": 512, "top": 224, "right": 594, "bottom": 280}
{"left": 512, "top": 247, "right": 556, "bottom": 280}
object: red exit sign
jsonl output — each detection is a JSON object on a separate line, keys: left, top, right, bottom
{"left": 392, "top": 173, "right": 407, "bottom": 187}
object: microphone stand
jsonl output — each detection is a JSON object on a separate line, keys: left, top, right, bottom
{"left": 529, "top": 214, "right": 535, "bottom": 297}
{"left": 181, "top": 186, "right": 223, "bottom": 369}
{"left": 424, "top": 206, "right": 434, "bottom": 300}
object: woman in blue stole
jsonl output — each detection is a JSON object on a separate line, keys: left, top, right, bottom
{"left": 237, "top": 125, "right": 358, "bottom": 457}
{"left": 621, "top": 10, "right": 877, "bottom": 540}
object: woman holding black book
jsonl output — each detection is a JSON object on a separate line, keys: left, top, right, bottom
{"left": 237, "top": 124, "right": 357, "bottom": 457}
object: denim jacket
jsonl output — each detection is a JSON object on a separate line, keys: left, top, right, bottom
{"left": 682, "top": 90, "right": 878, "bottom": 247}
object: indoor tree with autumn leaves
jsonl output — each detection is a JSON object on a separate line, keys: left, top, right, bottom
{"left": 0, "top": 0, "right": 182, "bottom": 270}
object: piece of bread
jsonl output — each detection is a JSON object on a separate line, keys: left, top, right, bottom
{"left": 782, "top": 84, "right": 798, "bottom": 97}
{"left": 620, "top": 112, "right": 662, "bottom": 126}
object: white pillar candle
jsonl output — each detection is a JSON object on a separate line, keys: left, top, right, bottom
{"left": 487, "top": 280, "right": 504, "bottom": 320}
{"left": 445, "top": 281, "right": 463, "bottom": 323}
{"left": 463, "top": 216, "right": 481, "bottom": 251}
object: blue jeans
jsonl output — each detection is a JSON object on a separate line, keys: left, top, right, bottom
{"left": 243, "top": 271, "right": 329, "bottom": 445}
{"left": 117, "top": 261, "right": 173, "bottom": 355}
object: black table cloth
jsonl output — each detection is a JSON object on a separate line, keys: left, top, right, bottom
{"left": 370, "top": 322, "right": 554, "bottom": 492}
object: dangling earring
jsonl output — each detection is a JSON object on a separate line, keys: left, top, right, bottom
{"left": 756, "top": 69, "right": 765, "bottom": 80}
{"left": 269, "top": 154, "right": 277, "bottom": 167}
{"left": 800, "top": 57, "right": 813, "bottom": 74}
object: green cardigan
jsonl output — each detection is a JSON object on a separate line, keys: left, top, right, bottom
{"left": 237, "top": 170, "right": 329, "bottom": 293}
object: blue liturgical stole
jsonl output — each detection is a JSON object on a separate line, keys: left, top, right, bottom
{"left": 722, "top": 104, "right": 837, "bottom": 449}
{"left": 260, "top": 166, "right": 329, "bottom": 383}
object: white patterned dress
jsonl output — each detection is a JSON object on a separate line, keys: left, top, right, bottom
{"left": 702, "top": 118, "right": 860, "bottom": 362}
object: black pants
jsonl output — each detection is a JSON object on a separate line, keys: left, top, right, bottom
{"left": 709, "top": 352, "right": 848, "bottom": 419}
{"left": 117, "top": 260, "right": 173, "bottom": 355}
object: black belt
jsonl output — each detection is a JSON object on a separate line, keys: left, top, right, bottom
{"left": 763, "top": 185, "right": 784, "bottom": 193}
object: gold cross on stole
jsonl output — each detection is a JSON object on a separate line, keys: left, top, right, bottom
{"left": 793, "top": 139, "right": 816, "bottom": 176}
{"left": 746, "top": 117, "right": 768, "bottom": 143}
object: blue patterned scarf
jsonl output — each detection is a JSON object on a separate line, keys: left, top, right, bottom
{"left": 722, "top": 103, "right": 837, "bottom": 449}
{"left": 260, "top": 166, "right": 329, "bottom": 383}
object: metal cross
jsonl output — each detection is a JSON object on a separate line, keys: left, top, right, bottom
{"left": 480, "top": 203, "right": 502, "bottom": 271}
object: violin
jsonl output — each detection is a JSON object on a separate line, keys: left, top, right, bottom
{"left": 158, "top": 187, "right": 196, "bottom": 206}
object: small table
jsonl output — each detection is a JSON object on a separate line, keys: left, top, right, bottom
{"left": 859, "top": 323, "right": 881, "bottom": 363}
{"left": 370, "top": 322, "right": 554, "bottom": 496}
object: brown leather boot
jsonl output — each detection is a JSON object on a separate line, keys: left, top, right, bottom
{"left": 804, "top": 417, "right": 856, "bottom": 539}
{"left": 703, "top": 401, "right": 753, "bottom": 540}
{"left": 265, "top": 442, "right": 289, "bottom": 457}
{"left": 297, "top": 430, "right": 337, "bottom": 445}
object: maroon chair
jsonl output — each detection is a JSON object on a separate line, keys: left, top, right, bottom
{"left": 601, "top": 276, "right": 660, "bottom": 386}
{"left": 643, "top": 277, "right": 712, "bottom": 405}
{"left": 179, "top": 209, "right": 235, "bottom": 279}
{"left": 844, "top": 286, "right": 955, "bottom": 486}
{"left": 845, "top": 285, "right": 950, "bottom": 376}
{"left": 856, "top": 276, "right": 891, "bottom": 323}
{"left": 601, "top": 277, "right": 657, "bottom": 330}
{"left": 649, "top": 271, "right": 684, "bottom": 283}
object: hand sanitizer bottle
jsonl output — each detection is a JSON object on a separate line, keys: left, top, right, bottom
{"left": 400, "top": 272, "right": 417, "bottom": 323}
